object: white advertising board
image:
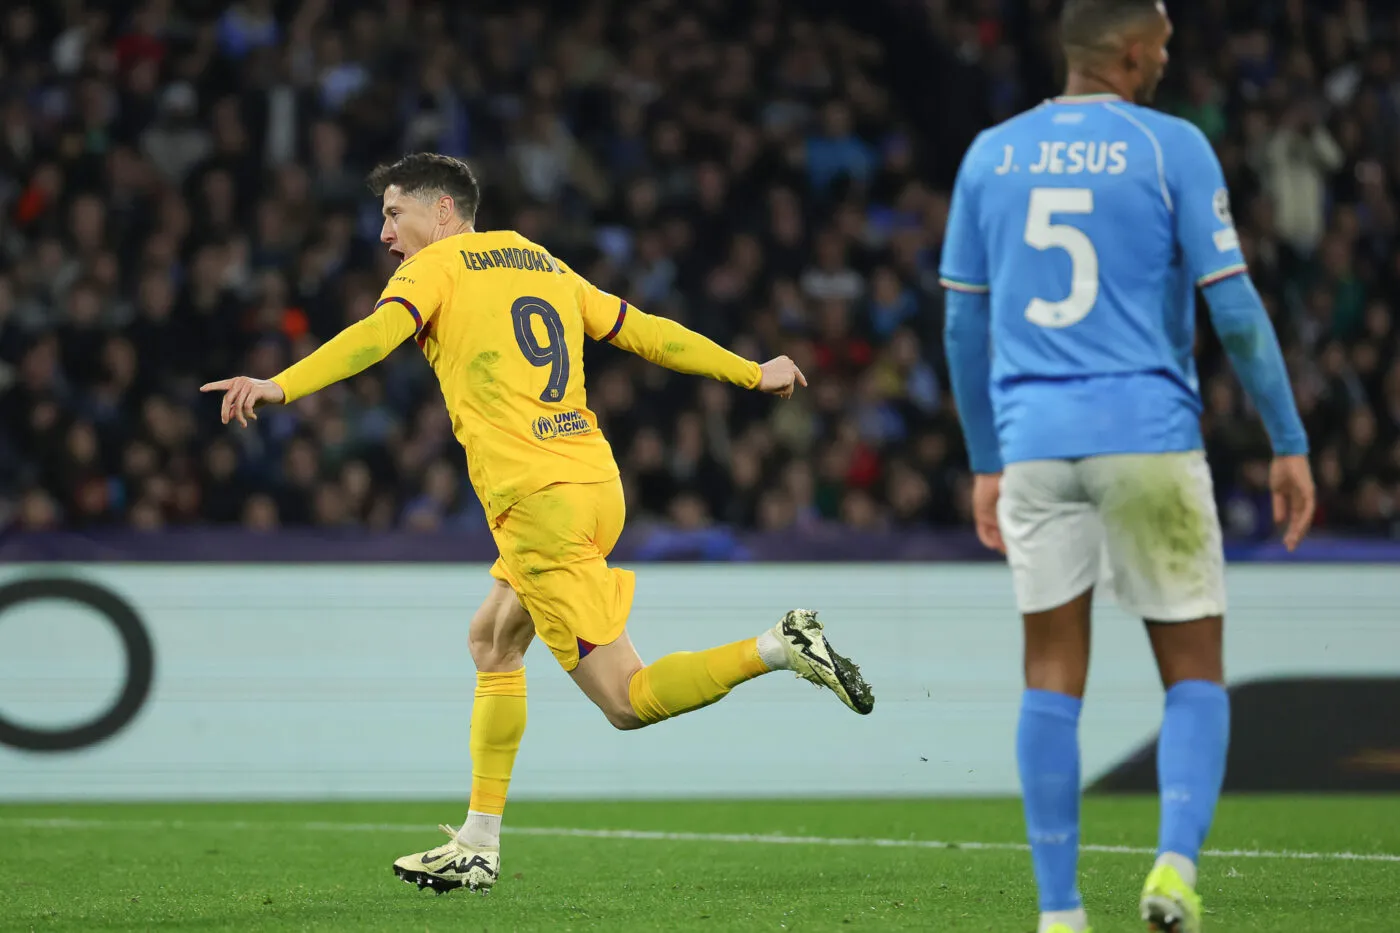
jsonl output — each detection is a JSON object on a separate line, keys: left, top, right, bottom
{"left": 0, "top": 564, "right": 1395, "bottom": 800}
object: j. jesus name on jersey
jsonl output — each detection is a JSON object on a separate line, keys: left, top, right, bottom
{"left": 994, "top": 141, "right": 1128, "bottom": 176}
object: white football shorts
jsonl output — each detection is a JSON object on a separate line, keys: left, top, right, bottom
{"left": 997, "top": 451, "right": 1226, "bottom": 621}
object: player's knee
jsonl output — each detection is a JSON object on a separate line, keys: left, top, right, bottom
{"left": 602, "top": 703, "right": 645, "bottom": 731}
{"left": 1023, "top": 656, "right": 1088, "bottom": 698}
{"left": 469, "top": 593, "right": 533, "bottom": 671}
{"left": 597, "top": 678, "right": 645, "bottom": 730}
{"left": 1146, "top": 615, "right": 1224, "bottom": 687}
{"left": 1023, "top": 636, "right": 1090, "bottom": 695}
{"left": 1155, "top": 648, "right": 1224, "bottom": 688}
{"left": 469, "top": 628, "right": 525, "bottom": 672}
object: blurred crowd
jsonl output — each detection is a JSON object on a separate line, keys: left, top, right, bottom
{"left": 2, "top": 0, "right": 1400, "bottom": 540}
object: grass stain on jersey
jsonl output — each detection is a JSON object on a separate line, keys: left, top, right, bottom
{"left": 469, "top": 351, "right": 504, "bottom": 407}
{"left": 662, "top": 341, "right": 688, "bottom": 365}
{"left": 348, "top": 347, "right": 381, "bottom": 372}
{"left": 1218, "top": 329, "right": 1265, "bottom": 361}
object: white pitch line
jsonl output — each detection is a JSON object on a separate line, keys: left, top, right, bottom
{"left": 3, "top": 817, "right": 1399, "bottom": 864}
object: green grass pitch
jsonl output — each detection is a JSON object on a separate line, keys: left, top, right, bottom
{"left": 2, "top": 796, "right": 1397, "bottom": 931}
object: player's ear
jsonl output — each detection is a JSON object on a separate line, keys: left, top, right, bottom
{"left": 1122, "top": 38, "right": 1144, "bottom": 77}
{"left": 437, "top": 195, "right": 455, "bottom": 225}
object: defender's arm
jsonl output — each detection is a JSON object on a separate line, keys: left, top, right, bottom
{"left": 939, "top": 131, "right": 1003, "bottom": 475}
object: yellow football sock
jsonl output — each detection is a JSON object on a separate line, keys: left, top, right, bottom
{"left": 468, "top": 668, "right": 527, "bottom": 816}
{"left": 627, "top": 638, "right": 770, "bottom": 725}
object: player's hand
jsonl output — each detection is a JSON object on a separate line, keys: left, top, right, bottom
{"left": 200, "top": 376, "right": 286, "bottom": 428}
{"left": 972, "top": 473, "right": 1006, "bottom": 554}
{"left": 1270, "top": 454, "right": 1315, "bottom": 552}
{"left": 757, "top": 356, "right": 807, "bottom": 399}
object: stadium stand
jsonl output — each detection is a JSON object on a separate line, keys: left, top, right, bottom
{"left": 0, "top": 0, "right": 1397, "bottom": 540}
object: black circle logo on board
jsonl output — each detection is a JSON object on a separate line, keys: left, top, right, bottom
{"left": 0, "top": 578, "right": 154, "bottom": 752}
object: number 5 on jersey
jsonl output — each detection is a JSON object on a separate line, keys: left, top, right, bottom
{"left": 511, "top": 296, "right": 570, "bottom": 402}
{"left": 1024, "top": 187, "right": 1098, "bottom": 328}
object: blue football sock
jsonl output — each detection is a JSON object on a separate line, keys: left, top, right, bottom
{"left": 1017, "top": 688, "right": 1084, "bottom": 913}
{"left": 1157, "top": 680, "right": 1230, "bottom": 863}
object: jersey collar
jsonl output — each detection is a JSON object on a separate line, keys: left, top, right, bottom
{"left": 1050, "top": 93, "right": 1125, "bottom": 104}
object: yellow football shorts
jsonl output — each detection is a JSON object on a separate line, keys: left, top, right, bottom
{"left": 488, "top": 477, "right": 636, "bottom": 671}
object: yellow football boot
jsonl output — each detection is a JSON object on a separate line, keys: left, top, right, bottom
{"left": 1140, "top": 861, "right": 1203, "bottom": 932}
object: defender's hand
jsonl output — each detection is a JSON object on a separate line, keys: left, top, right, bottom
{"left": 1270, "top": 454, "right": 1315, "bottom": 552}
{"left": 757, "top": 356, "right": 808, "bottom": 399}
{"left": 201, "top": 377, "right": 286, "bottom": 427}
{"left": 972, "top": 473, "right": 1005, "bottom": 554}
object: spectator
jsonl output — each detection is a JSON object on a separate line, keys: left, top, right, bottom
{"left": 806, "top": 100, "right": 877, "bottom": 196}
{"left": 142, "top": 83, "right": 211, "bottom": 186}
{"left": 1257, "top": 101, "right": 1344, "bottom": 257}
{"left": 0, "top": 0, "right": 1395, "bottom": 542}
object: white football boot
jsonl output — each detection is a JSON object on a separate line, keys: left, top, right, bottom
{"left": 392, "top": 824, "right": 500, "bottom": 894}
{"left": 774, "top": 609, "right": 875, "bottom": 715}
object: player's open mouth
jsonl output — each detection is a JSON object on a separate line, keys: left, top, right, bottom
{"left": 389, "top": 247, "right": 404, "bottom": 259}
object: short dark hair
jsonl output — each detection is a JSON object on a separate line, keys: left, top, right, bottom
{"left": 367, "top": 152, "right": 480, "bottom": 221}
{"left": 1060, "top": 0, "right": 1160, "bottom": 64}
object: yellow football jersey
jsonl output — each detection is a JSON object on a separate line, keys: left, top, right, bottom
{"left": 386, "top": 230, "right": 622, "bottom": 518}
{"left": 271, "top": 230, "right": 761, "bottom": 520}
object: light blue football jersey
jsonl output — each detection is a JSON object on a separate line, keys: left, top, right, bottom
{"left": 939, "top": 93, "right": 1248, "bottom": 465}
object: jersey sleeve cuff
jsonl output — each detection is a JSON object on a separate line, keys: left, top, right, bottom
{"left": 1197, "top": 264, "right": 1248, "bottom": 288}
{"left": 939, "top": 276, "right": 990, "bottom": 294}
{"left": 269, "top": 374, "right": 297, "bottom": 405}
{"left": 1272, "top": 434, "right": 1310, "bottom": 457}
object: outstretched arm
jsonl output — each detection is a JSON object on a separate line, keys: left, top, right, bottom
{"left": 603, "top": 300, "right": 762, "bottom": 388}
{"left": 204, "top": 254, "right": 445, "bottom": 427}
{"left": 588, "top": 293, "right": 805, "bottom": 397}
{"left": 272, "top": 303, "right": 418, "bottom": 402}
{"left": 201, "top": 301, "right": 419, "bottom": 426}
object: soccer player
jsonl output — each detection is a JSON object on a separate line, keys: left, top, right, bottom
{"left": 202, "top": 153, "right": 874, "bottom": 894}
{"left": 939, "top": 3, "right": 1314, "bottom": 932}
